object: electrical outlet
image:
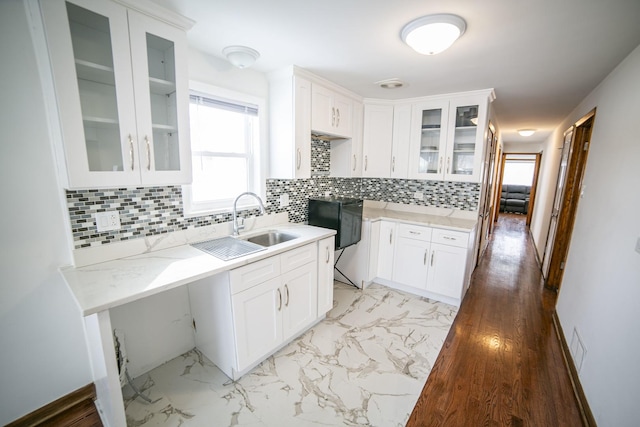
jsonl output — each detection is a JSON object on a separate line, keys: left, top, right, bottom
{"left": 414, "top": 191, "right": 424, "bottom": 200}
{"left": 279, "top": 193, "right": 290, "bottom": 208}
{"left": 95, "top": 211, "right": 121, "bottom": 232}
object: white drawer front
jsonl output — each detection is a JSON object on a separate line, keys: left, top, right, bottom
{"left": 397, "top": 223, "right": 432, "bottom": 242}
{"left": 281, "top": 243, "right": 318, "bottom": 272}
{"left": 229, "top": 256, "right": 281, "bottom": 294}
{"left": 431, "top": 228, "right": 469, "bottom": 248}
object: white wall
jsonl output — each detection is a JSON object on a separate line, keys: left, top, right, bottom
{"left": 553, "top": 44, "right": 640, "bottom": 426}
{"left": 0, "top": 1, "right": 92, "bottom": 424}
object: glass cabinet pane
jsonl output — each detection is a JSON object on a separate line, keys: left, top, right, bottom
{"left": 66, "top": 2, "right": 123, "bottom": 172}
{"left": 146, "top": 33, "right": 180, "bottom": 171}
{"left": 419, "top": 108, "right": 442, "bottom": 174}
{"left": 452, "top": 105, "right": 478, "bottom": 176}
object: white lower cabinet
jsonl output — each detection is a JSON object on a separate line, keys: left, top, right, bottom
{"left": 426, "top": 243, "right": 467, "bottom": 299}
{"left": 377, "top": 220, "right": 396, "bottom": 280}
{"left": 317, "top": 236, "right": 336, "bottom": 313}
{"left": 375, "top": 221, "right": 473, "bottom": 306}
{"left": 189, "top": 243, "right": 320, "bottom": 380}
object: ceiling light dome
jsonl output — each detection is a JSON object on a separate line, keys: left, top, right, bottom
{"left": 518, "top": 129, "right": 536, "bottom": 137}
{"left": 222, "top": 45, "right": 260, "bottom": 69}
{"left": 401, "top": 14, "right": 466, "bottom": 55}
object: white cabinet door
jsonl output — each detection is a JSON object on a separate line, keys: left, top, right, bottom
{"left": 317, "top": 237, "right": 335, "bottom": 314}
{"left": 232, "top": 277, "right": 283, "bottom": 372}
{"left": 408, "top": 99, "right": 449, "bottom": 181}
{"left": 281, "top": 263, "right": 318, "bottom": 340}
{"left": 443, "top": 96, "right": 489, "bottom": 182}
{"left": 311, "top": 84, "right": 352, "bottom": 138}
{"left": 391, "top": 104, "right": 412, "bottom": 179}
{"left": 41, "top": 0, "right": 191, "bottom": 188}
{"left": 427, "top": 243, "right": 467, "bottom": 299}
{"left": 393, "top": 238, "right": 430, "bottom": 289}
{"left": 329, "top": 101, "right": 363, "bottom": 177}
{"left": 128, "top": 10, "right": 191, "bottom": 186}
{"left": 268, "top": 73, "right": 311, "bottom": 179}
{"left": 377, "top": 221, "right": 396, "bottom": 280}
{"left": 362, "top": 103, "right": 394, "bottom": 177}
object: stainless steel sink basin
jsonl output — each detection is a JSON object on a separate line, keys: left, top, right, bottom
{"left": 246, "top": 231, "right": 298, "bottom": 247}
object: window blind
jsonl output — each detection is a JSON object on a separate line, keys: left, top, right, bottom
{"left": 189, "top": 94, "right": 258, "bottom": 116}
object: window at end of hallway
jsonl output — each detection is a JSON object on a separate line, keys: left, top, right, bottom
{"left": 182, "top": 82, "right": 266, "bottom": 217}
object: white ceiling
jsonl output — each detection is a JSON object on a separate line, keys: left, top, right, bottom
{"left": 157, "top": 0, "right": 640, "bottom": 145}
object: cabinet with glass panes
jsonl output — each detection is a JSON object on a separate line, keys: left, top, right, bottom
{"left": 408, "top": 92, "right": 493, "bottom": 183}
{"left": 40, "top": 0, "right": 193, "bottom": 188}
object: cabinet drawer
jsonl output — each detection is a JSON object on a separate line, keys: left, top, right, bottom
{"left": 281, "top": 243, "right": 318, "bottom": 272}
{"left": 397, "top": 223, "right": 432, "bottom": 242}
{"left": 432, "top": 228, "right": 469, "bottom": 248}
{"left": 229, "top": 257, "right": 281, "bottom": 294}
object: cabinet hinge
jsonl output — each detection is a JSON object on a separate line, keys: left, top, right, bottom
{"left": 583, "top": 141, "right": 589, "bottom": 151}
{"left": 192, "top": 318, "right": 197, "bottom": 332}
{"left": 560, "top": 261, "right": 565, "bottom": 270}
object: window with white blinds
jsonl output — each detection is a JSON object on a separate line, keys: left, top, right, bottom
{"left": 183, "top": 85, "right": 263, "bottom": 215}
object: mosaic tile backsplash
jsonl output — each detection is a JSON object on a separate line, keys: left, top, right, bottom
{"left": 66, "top": 179, "right": 479, "bottom": 249}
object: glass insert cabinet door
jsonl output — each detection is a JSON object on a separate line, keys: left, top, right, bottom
{"left": 65, "top": 1, "right": 132, "bottom": 174}
{"left": 449, "top": 104, "right": 479, "bottom": 177}
{"left": 419, "top": 108, "right": 443, "bottom": 174}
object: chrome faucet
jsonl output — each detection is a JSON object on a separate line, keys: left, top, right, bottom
{"left": 232, "top": 192, "right": 266, "bottom": 236}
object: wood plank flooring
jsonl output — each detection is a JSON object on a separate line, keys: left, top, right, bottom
{"left": 407, "top": 213, "right": 584, "bottom": 427}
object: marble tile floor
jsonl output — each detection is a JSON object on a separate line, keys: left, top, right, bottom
{"left": 123, "top": 282, "right": 457, "bottom": 427}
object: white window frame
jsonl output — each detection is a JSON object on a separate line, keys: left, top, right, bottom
{"left": 183, "top": 81, "right": 267, "bottom": 217}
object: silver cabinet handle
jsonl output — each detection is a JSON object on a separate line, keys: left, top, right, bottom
{"left": 284, "top": 284, "right": 290, "bottom": 307}
{"left": 352, "top": 154, "right": 356, "bottom": 171}
{"left": 364, "top": 155, "right": 368, "bottom": 171}
{"left": 424, "top": 251, "right": 427, "bottom": 265}
{"left": 446, "top": 157, "right": 451, "bottom": 174}
{"left": 336, "top": 108, "right": 340, "bottom": 127}
{"left": 296, "top": 148, "right": 301, "bottom": 170}
{"left": 331, "top": 107, "right": 336, "bottom": 126}
{"left": 128, "top": 135, "right": 135, "bottom": 171}
{"left": 409, "top": 230, "right": 420, "bottom": 235}
{"left": 277, "top": 288, "right": 282, "bottom": 311}
{"left": 392, "top": 156, "right": 395, "bottom": 172}
{"left": 145, "top": 136, "right": 151, "bottom": 171}
{"left": 438, "top": 157, "right": 443, "bottom": 174}
{"left": 431, "top": 252, "right": 435, "bottom": 266}
{"left": 443, "top": 236, "right": 456, "bottom": 241}
{"left": 325, "top": 246, "right": 330, "bottom": 263}
{"left": 389, "top": 229, "right": 393, "bottom": 245}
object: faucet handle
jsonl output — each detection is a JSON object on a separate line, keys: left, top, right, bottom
{"left": 236, "top": 217, "right": 245, "bottom": 231}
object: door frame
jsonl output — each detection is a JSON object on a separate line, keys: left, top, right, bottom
{"left": 544, "top": 109, "right": 596, "bottom": 291}
{"left": 495, "top": 152, "right": 541, "bottom": 227}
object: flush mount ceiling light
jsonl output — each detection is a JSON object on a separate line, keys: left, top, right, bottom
{"left": 518, "top": 129, "right": 537, "bottom": 137}
{"left": 222, "top": 45, "right": 260, "bottom": 69}
{"left": 401, "top": 14, "right": 467, "bottom": 55}
{"left": 375, "top": 78, "right": 405, "bottom": 89}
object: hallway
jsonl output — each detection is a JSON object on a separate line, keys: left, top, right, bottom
{"left": 407, "top": 213, "right": 584, "bottom": 426}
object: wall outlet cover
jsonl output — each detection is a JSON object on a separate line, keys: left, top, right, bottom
{"left": 95, "top": 211, "right": 121, "bottom": 232}
{"left": 414, "top": 191, "right": 424, "bottom": 199}
{"left": 279, "top": 193, "right": 290, "bottom": 207}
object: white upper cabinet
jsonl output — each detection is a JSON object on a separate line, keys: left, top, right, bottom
{"left": 390, "top": 104, "right": 412, "bottom": 179}
{"left": 269, "top": 69, "right": 312, "bottom": 179}
{"left": 361, "top": 103, "right": 394, "bottom": 178}
{"left": 408, "top": 92, "right": 493, "bottom": 183}
{"left": 311, "top": 84, "right": 353, "bottom": 138}
{"left": 40, "top": 0, "right": 192, "bottom": 189}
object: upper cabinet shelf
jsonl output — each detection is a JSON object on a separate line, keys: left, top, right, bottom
{"left": 40, "top": 0, "right": 193, "bottom": 189}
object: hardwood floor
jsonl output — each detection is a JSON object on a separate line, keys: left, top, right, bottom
{"left": 407, "top": 213, "right": 584, "bottom": 427}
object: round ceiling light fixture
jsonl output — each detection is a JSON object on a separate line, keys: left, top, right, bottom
{"left": 375, "top": 78, "right": 405, "bottom": 89}
{"left": 518, "top": 129, "right": 537, "bottom": 137}
{"left": 222, "top": 45, "right": 260, "bottom": 69}
{"left": 401, "top": 14, "right": 466, "bottom": 55}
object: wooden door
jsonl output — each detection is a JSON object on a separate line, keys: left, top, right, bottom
{"left": 544, "top": 111, "right": 595, "bottom": 290}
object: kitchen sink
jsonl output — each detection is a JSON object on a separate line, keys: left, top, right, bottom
{"left": 246, "top": 231, "right": 298, "bottom": 247}
{"left": 191, "top": 236, "right": 266, "bottom": 261}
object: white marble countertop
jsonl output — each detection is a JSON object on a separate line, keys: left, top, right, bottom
{"left": 61, "top": 223, "right": 335, "bottom": 316}
{"left": 362, "top": 201, "right": 478, "bottom": 232}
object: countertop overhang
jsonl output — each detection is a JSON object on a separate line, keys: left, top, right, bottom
{"left": 61, "top": 224, "right": 336, "bottom": 316}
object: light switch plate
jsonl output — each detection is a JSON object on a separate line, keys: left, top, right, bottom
{"left": 279, "top": 193, "right": 290, "bottom": 208}
{"left": 95, "top": 211, "right": 121, "bottom": 232}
